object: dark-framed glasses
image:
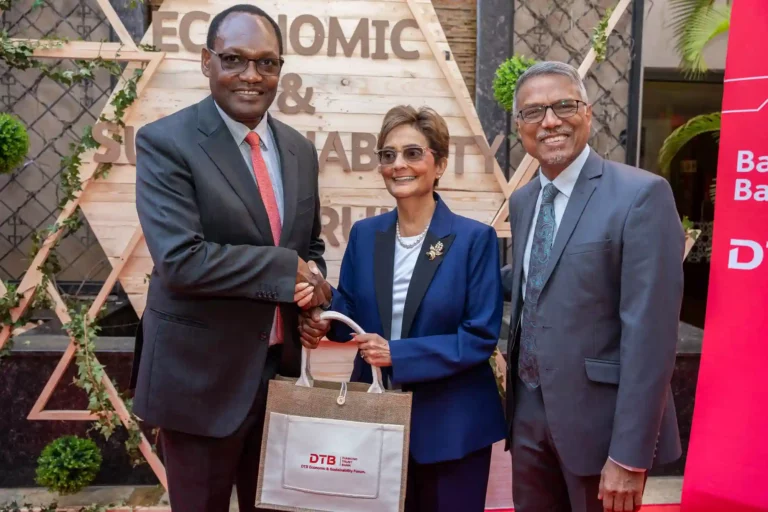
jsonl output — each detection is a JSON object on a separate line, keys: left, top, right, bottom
{"left": 517, "top": 99, "right": 588, "bottom": 124}
{"left": 207, "top": 48, "right": 283, "bottom": 76}
{"left": 374, "top": 145, "right": 435, "bottom": 165}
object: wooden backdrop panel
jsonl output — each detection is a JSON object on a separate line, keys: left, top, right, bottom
{"left": 78, "top": 0, "right": 506, "bottom": 318}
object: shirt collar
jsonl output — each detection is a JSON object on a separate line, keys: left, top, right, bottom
{"left": 214, "top": 100, "right": 271, "bottom": 151}
{"left": 538, "top": 144, "right": 591, "bottom": 199}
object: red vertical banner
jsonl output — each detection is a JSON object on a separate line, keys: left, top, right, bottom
{"left": 681, "top": 1, "right": 768, "bottom": 511}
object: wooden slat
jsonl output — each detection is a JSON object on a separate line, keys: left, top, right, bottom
{"left": 10, "top": 40, "right": 156, "bottom": 61}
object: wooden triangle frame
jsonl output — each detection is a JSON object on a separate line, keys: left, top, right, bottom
{"left": 0, "top": 0, "right": 167, "bottom": 488}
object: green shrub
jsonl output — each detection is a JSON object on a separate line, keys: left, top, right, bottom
{"left": 0, "top": 113, "right": 30, "bottom": 175}
{"left": 492, "top": 55, "right": 538, "bottom": 112}
{"left": 35, "top": 435, "right": 102, "bottom": 495}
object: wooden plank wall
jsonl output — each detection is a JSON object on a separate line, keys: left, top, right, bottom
{"left": 82, "top": 0, "right": 503, "bottom": 314}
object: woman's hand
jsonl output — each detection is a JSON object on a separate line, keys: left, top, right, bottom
{"left": 294, "top": 282, "right": 315, "bottom": 309}
{"left": 354, "top": 334, "right": 392, "bottom": 367}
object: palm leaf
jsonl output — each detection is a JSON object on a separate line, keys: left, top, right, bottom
{"left": 668, "top": 0, "right": 731, "bottom": 77}
{"left": 658, "top": 112, "right": 721, "bottom": 177}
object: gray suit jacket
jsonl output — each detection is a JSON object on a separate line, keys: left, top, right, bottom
{"left": 504, "top": 148, "right": 684, "bottom": 476}
{"left": 130, "top": 95, "right": 326, "bottom": 438}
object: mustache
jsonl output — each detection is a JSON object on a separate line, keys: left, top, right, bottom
{"left": 536, "top": 127, "right": 573, "bottom": 140}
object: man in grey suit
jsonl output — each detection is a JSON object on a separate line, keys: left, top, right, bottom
{"left": 130, "top": 5, "right": 330, "bottom": 512}
{"left": 503, "top": 61, "right": 684, "bottom": 512}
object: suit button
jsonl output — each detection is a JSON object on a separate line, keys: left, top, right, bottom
{"left": 260, "top": 332, "right": 267, "bottom": 341}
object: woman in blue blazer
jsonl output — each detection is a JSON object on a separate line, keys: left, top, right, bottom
{"left": 299, "top": 106, "right": 506, "bottom": 512}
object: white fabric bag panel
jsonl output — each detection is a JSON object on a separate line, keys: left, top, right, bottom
{"left": 261, "top": 412, "right": 405, "bottom": 512}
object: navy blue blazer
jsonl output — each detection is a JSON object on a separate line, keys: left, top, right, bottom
{"left": 326, "top": 194, "right": 507, "bottom": 464}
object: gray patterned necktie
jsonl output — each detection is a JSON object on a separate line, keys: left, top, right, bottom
{"left": 518, "top": 183, "right": 559, "bottom": 389}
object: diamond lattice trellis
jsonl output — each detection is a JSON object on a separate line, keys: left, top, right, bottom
{"left": 0, "top": 0, "right": 116, "bottom": 283}
{"left": 0, "top": 0, "right": 168, "bottom": 487}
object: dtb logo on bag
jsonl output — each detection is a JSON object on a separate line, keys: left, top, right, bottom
{"left": 309, "top": 454, "right": 337, "bottom": 466}
{"left": 728, "top": 239, "right": 767, "bottom": 270}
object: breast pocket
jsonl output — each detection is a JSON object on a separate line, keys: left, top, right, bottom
{"left": 565, "top": 239, "right": 612, "bottom": 255}
{"left": 561, "top": 239, "right": 616, "bottom": 302}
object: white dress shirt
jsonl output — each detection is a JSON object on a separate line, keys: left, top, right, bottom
{"left": 215, "top": 102, "right": 285, "bottom": 346}
{"left": 520, "top": 144, "right": 644, "bottom": 473}
{"left": 391, "top": 234, "right": 425, "bottom": 341}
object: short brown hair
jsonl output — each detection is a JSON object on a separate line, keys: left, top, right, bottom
{"left": 377, "top": 105, "right": 450, "bottom": 187}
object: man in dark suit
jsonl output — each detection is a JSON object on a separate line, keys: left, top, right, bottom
{"left": 130, "top": 5, "right": 330, "bottom": 511}
{"left": 503, "top": 61, "right": 685, "bottom": 512}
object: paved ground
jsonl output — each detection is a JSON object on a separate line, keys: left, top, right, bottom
{"left": 0, "top": 476, "right": 683, "bottom": 510}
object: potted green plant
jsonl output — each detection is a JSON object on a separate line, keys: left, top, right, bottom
{"left": 0, "top": 113, "right": 30, "bottom": 175}
{"left": 36, "top": 435, "right": 103, "bottom": 495}
{"left": 492, "top": 54, "right": 539, "bottom": 113}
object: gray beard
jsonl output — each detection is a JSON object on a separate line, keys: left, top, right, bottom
{"left": 542, "top": 152, "right": 568, "bottom": 165}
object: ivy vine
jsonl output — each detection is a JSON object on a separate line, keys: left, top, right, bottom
{"left": 0, "top": 29, "right": 152, "bottom": 466}
{"left": 592, "top": 5, "right": 614, "bottom": 63}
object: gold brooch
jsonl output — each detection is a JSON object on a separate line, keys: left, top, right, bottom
{"left": 426, "top": 241, "right": 444, "bottom": 261}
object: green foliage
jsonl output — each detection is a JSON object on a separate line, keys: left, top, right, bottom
{"left": 668, "top": 0, "right": 731, "bottom": 77}
{"left": 592, "top": 6, "right": 614, "bottom": 63}
{"left": 36, "top": 435, "right": 102, "bottom": 495}
{"left": 0, "top": 113, "right": 30, "bottom": 175}
{"left": 0, "top": 502, "right": 58, "bottom": 512}
{"left": 657, "top": 112, "right": 721, "bottom": 177}
{"left": 492, "top": 55, "right": 538, "bottom": 112}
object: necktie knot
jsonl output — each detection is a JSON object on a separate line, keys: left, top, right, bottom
{"left": 245, "top": 131, "right": 260, "bottom": 149}
{"left": 542, "top": 183, "right": 559, "bottom": 205}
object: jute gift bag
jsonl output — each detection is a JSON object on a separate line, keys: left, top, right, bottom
{"left": 255, "top": 311, "right": 413, "bottom": 512}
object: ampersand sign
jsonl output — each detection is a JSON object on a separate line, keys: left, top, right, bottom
{"left": 277, "top": 73, "right": 315, "bottom": 114}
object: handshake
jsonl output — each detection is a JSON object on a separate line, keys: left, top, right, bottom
{"left": 293, "top": 257, "right": 332, "bottom": 310}
{"left": 292, "top": 258, "right": 332, "bottom": 350}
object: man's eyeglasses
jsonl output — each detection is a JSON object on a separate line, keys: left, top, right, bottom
{"left": 517, "top": 99, "right": 588, "bottom": 124}
{"left": 207, "top": 48, "right": 283, "bottom": 76}
{"left": 374, "top": 146, "right": 435, "bottom": 165}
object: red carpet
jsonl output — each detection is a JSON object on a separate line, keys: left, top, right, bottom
{"left": 486, "top": 506, "right": 680, "bottom": 512}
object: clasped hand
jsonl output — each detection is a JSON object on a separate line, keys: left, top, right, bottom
{"left": 293, "top": 258, "right": 331, "bottom": 310}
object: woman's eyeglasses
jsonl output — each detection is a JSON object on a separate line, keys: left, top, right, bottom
{"left": 517, "top": 99, "right": 587, "bottom": 124}
{"left": 207, "top": 48, "right": 283, "bottom": 76}
{"left": 374, "top": 146, "right": 435, "bottom": 165}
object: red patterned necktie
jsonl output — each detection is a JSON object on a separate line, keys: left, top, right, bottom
{"left": 244, "top": 131, "right": 283, "bottom": 344}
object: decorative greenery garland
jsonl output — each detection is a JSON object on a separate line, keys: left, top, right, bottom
{"left": 0, "top": 28, "right": 153, "bottom": 468}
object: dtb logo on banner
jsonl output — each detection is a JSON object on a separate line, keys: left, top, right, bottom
{"left": 309, "top": 454, "right": 337, "bottom": 466}
{"left": 728, "top": 239, "right": 768, "bottom": 270}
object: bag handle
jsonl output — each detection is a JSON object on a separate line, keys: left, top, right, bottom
{"left": 295, "top": 310, "right": 385, "bottom": 394}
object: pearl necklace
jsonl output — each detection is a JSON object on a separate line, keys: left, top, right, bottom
{"left": 396, "top": 221, "right": 429, "bottom": 249}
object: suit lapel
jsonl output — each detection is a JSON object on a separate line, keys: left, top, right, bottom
{"left": 401, "top": 230, "right": 455, "bottom": 339}
{"left": 269, "top": 118, "right": 298, "bottom": 247}
{"left": 539, "top": 149, "right": 603, "bottom": 292}
{"left": 399, "top": 196, "right": 455, "bottom": 339}
{"left": 197, "top": 96, "right": 273, "bottom": 244}
{"left": 374, "top": 220, "right": 396, "bottom": 341}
